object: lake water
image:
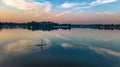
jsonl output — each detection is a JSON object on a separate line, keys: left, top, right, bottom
{"left": 0, "top": 29, "right": 120, "bottom": 67}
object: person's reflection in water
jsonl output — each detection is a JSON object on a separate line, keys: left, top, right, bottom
{"left": 36, "top": 39, "right": 45, "bottom": 51}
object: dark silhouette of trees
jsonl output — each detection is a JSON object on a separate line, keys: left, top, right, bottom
{"left": 0, "top": 21, "right": 71, "bottom": 31}
{"left": 0, "top": 21, "right": 120, "bottom": 31}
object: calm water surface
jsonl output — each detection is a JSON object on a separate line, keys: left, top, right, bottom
{"left": 0, "top": 29, "right": 120, "bottom": 67}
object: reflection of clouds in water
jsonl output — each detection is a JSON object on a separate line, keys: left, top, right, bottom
{"left": 4, "top": 40, "right": 33, "bottom": 55}
{"left": 100, "top": 38, "right": 112, "bottom": 42}
{"left": 80, "top": 42, "right": 120, "bottom": 59}
{"left": 0, "top": 54, "right": 4, "bottom": 63}
{"left": 55, "top": 34, "right": 70, "bottom": 41}
{"left": 61, "top": 41, "right": 120, "bottom": 59}
{"left": 78, "top": 43, "right": 120, "bottom": 57}
{"left": 61, "top": 42, "right": 88, "bottom": 49}
{"left": 61, "top": 43, "right": 72, "bottom": 48}
{"left": 88, "top": 46, "right": 120, "bottom": 58}
{"left": 3, "top": 38, "right": 51, "bottom": 55}
{"left": 79, "top": 42, "right": 120, "bottom": 58}
{"left": 43, "top": 38, "right": 51, "bottom": 49}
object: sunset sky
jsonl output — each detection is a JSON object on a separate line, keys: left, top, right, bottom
{"left": 0, "top": 0, "right": 120, "bottom": 24}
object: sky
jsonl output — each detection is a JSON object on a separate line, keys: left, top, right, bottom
{"left": 0, "top": 0, "right": 120, "bottom": 24}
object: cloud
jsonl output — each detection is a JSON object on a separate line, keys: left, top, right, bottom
{"left": 60, "top": 0, "right": 117, "bottom": 11}
{"left": 1, "top": 0, "right": 51, "bottom": 12}
{"left": 95, "top": 10, "right": 116, "bottom": 15}
{"left": 61, "top": 2, "right": 74, "bottom": 8}
{"left": 55, "top": 11, "right": 71, "bottom": 17}
{"left": 61, "top": 1, "right": 89, "bottom": 9}
{"left": 57, "top": 0, "right": 117, "bottom": 18}
{"left": 102, "top": 11, "right": 116, "bottom": 15}
{"left": 90, "top": 0, "right": 117, "bottom": 6}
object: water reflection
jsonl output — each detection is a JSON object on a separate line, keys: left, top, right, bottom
{"left": 0, "top": 29, "right": 120, "bottom": 67}
{"left": 36, "top": 39, "right": 47, "bottom": 51}
{"left": 1, "top": 26, "right": 120, "bottom": 31}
